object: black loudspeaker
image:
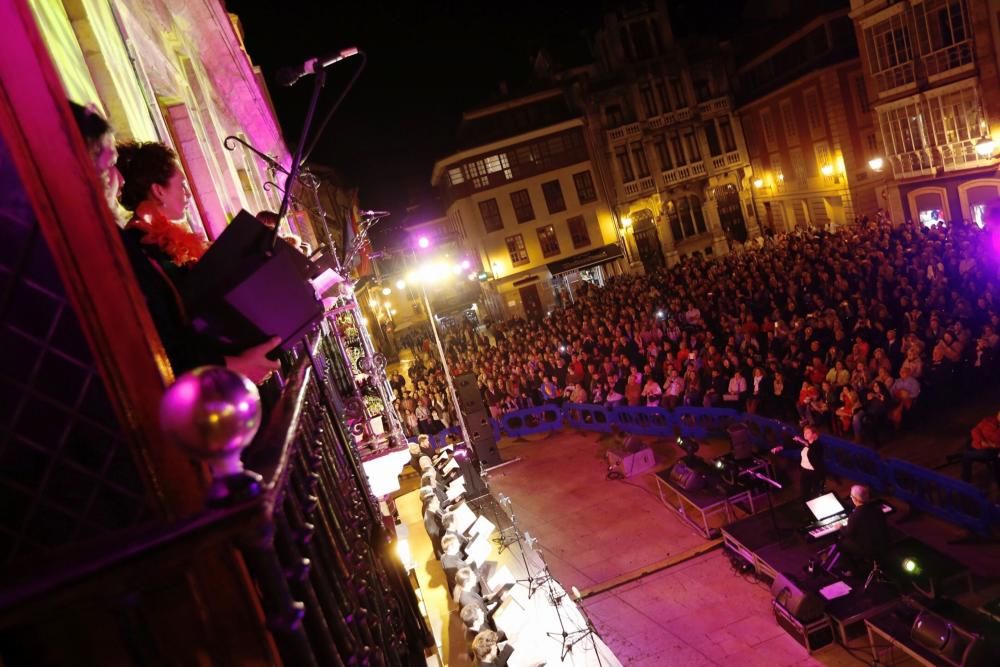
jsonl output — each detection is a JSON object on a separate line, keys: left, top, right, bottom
{"left": 770, "top": 573, "right": 824, "bottom": 622}
{"left": 669, "top": 461, "right": 706, "bottom": 491}
{"left": 455, "top": 373, "right": 487, "bottom": 413}
{"left": 464, "top": 410, "right": 502, "bottom": 467}
{"left": 911, "top": 611, "right": 988, "bottom": 667}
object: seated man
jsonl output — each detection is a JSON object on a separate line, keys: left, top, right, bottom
{"left": 439, "top": 533, "right": 470, "bottom": 589}
{"left": 836, "top": 484, "right": 889, "bottom": 575}
{"left": 454, "top": 567, "right": 506, "bottom": 619}
{"left": 470, "top": 629, "right": 513, "bottom": 667}
{"left": 960, "top": 409, "right": 1000, "bottom": 487}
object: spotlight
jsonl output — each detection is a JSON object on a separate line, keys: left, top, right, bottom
{"left": 461, "top": 259, "right": 471, "bottom": 270}
{"left": 902, "top": 557, "right": 921, "bottom": 575}
{"left": 418, "top": 236, "right": 430, "bottom": 249}
{"left": 395, "top": 279, "right": 406, "bottom": 290}
{"left": 381, "top": 287, "right": 391, "bottom": 295}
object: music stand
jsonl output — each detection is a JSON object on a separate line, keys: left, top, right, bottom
{"left": 539, "top": 550, "right": 597, "bottom": 661}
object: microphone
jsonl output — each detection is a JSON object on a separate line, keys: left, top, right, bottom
{"left": 361, "top": 209, "right": 391, "bottom": 218}
{"left": 276, "top": 47, "right": 361, "bottom": 87}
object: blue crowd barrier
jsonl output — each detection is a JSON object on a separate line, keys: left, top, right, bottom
{"left": 614, "top": 406, "right": 678, "bottom": 437}
{"left": 562, "top": 402, "right": 615, "bottom": 432}
{"left": 674, "top": 407, "right": 741, "bottom": 440}
{"left": 821, "top": 436, "right": 889, "bottom": 493}
{"left": 498, "top": 404, "right": 563, "bottom": 437}
{"left": 405, "top": 426, "right": 462, "bottom": 451}
{"left": 885, "top": 458, "right": 994, "bottom": 536}
{"left": 742, "top": 415, "right": 801, "bottom": 452}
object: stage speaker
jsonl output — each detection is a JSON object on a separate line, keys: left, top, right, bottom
{"left": 455, "top": 373, "right": 486, "bottom": 413}
{"left": 464, "top": 409, "right": 502, "bottom": 468}
{"left": 727, "top": 422, "right": 753, "bottom": 461}
{"left": 911, "top": 611, "right": 988, "bottom": 667}
{"left": 608, "top": 447, "right": 655, "bottom": 478}
{"left": 770, "top": 573, "right": 824, "bottom": 622}
{"left": 669, "top": 460, "right": 706, "bottom": 491}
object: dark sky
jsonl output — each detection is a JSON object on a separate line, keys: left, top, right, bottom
{"left": 227, "top": 1, "right": 749, "bottom": 226}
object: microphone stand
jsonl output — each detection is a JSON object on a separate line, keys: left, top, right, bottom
{"left": 492, "top": 493, "right": 519, "bottom": 555}
{"left": 571, "top": 589, "right": 606, "bottom": 667}
{"left": 539, "top": 551, "right": 593, "bottom": 661}
{"left": 740, "top": 467, "right": 783, "bottom": 537}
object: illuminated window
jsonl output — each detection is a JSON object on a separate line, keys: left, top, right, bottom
{"left": 537, "top": 225, "right": 561, "bottom": 258}
{"left": 506, "top": 234, "right": 529, "bottom": 266}
{"left": 448, "top": 168, "right": 465, "bottom": 185}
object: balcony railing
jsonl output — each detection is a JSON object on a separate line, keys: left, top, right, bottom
{"left": 646, "top": 106, "right": 692, "bottom": 130}
{"left": 697, "top": 97, "right": 730, "bottom": 116}
{"left": 709, "top": 150, "right": 745, "bottom": 172}
{"left": 607, "top": 121, "right": 642, "bottom": 142}
{"left": 923, "top": 41, "right": 974, "bottom": 81}
{"left": 661, "top": 161, "right": 707, "bottom": 186}
{"left": 623, "top": 176, "right": 656, "bottom": 197}
{"left": 873, "top": 61, "right": 916, "bottom": 96}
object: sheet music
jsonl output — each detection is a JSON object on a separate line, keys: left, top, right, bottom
{"left": 466, "top": 515, "right": 496, "bottom": 541}
{"left": 485, "top": 565, "right": 516, "bottom": 596}
{"left": 466, "top": 531, "right": 493, "bottom": 569}
{"left": 440, "top": 457, "right": 459, "bottom": 475}
{"left": 451, "top": 502, "right": 477, "bottom": 534}
{"left": 446, "top": 478, "right": 466, "bottom": 501}
{"left": 819, "top": 581, "right": 852, "bottom": 600}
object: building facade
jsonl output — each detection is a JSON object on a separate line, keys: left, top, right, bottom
{"left": 580, "top": 0, "right": 757, "bottom": 270}
{"left": 850, "top": 0, "right": 1000, "bottom": 225}
{"left": 737, "top": 9, "right": 881, "bottom": 231}
{"left": 431, "top": 90, "right": 624, "bottom": 321}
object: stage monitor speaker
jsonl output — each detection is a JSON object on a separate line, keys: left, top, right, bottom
{"left": 911, "top": 611, "right": 988, "bottom": 667}
{"left": 669, "top": 461, "right": 706, "bottom": 491}
{"left": 455, "top": 373, "right": 487, "bottom": 413}
{"left": 464, "top": 409, "right": 502, "bottom": 468}
{"left": 608, "top": 447, "right": 655, "bottom": 478}
{"left": 770, "top": 573, "right": 824, "bottom": 622}
{"left": 727, "top": 422, "right": 753, "bottom": 461}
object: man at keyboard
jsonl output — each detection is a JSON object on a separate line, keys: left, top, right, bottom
{"left": 837, "top": 484, "right": 889, "bottom": 575}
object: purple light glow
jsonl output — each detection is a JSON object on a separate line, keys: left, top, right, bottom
{"left": 418, "top": 236, "right": 430, "bottom": 249}
{"left": 461, "top": 259, "right": 471, "bottom": 270}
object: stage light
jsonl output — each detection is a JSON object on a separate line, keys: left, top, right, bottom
{"left": 381, "top": 287, "right": 391, "bottom": 295}
{"left": 461, "top": 259, "right": 471, "bottom": 269}
{"left": 715, "top": 459, "right": 725, "bottom": 469}
{"left": 868, "top": 157, "right": 884, "bottom": 172}
{"left": 902, "top": 557, "right": 921, "bottom": 575}
{"left": 395, "top": 279, "right": 406, "bottom": 290}
{"left": 753, "top": 178, "right": 764, "bottom": 189}
{"left": 418, "top": 236, "right": 430, "bottom": 249}
{"left": 821, "top": 164, "right": 834, "bottom": 176}
{"left": 976, "top": 137, "right": 995, "bottom": 157}
{"left": 656, "top": 310, "right": 665, "bottom": 319}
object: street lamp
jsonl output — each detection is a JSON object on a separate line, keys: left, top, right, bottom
{"left": 975, "top": 137, "right": 995, "bottom": 157}
{"left": 868, "top": 157, "right": 884, "bottom": 172}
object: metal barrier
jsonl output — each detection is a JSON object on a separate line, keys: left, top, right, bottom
{"left": 499, "top": 404, "right": 564, "bottom": 437}
{"left": 674, "top": 407, "right": 741, "bottom": 440}
{"left": 563, "top": 402, "right": 615, "bottom": 433}
{"left": 885, "top": 458, "right": 994, "bottom": 536}
{"left": 821, "top": 436, "right": 889, "bottom": 493}
{"left": 613, "top": 406, "right": 678, "bottom": 437}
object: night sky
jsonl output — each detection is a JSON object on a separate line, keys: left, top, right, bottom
{"left": 228, "top": 1, "right": 749, "bottom": 232}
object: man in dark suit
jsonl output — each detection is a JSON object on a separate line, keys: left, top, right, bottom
{"left": 838, "top": 484, "right": 889, "bottom": 573}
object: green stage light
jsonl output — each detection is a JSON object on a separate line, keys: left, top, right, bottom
{"left": 902, "top": 557, "right": 921, "bottom": 575}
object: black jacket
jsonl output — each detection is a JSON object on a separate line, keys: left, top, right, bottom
{"left": 841, "top": 500, "right": 889, "bottom": 564}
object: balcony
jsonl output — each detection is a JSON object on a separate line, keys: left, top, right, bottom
{"left": 661, "top": 162, "right": 707, "bottom": 186}
{"left": 646, "top": 106, "right": 693, "bottom": 130}
{"left": 607, "top": 121, "right": 642, "bottom": 143}
{"left": 697, "top": 97, "right": 730, "bottom": 116}
{"left": 623, "top": 176, "right": 656, "bottom": 198}
{"left": 709, "top": 150, "right": 746, "bottom": 172}
{"left": 923, "top": 41, "right": 974, "bottom": 82}
{"left": 873, "top": 61, "right": 916, "bottom": 98}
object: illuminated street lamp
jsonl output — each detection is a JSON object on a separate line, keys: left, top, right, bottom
{"left": 975, "top": 137, "right": 995, "bottom": 157}
{"left": 381, "top": 286, "right": 392, "bottom": 295}
{"left": 868, "top": 157, "right": 884, "bottom": 172}
{"left": 753, "top": 178, "right": 764, "bottom": 189}
{"left": 417, "top": 236, "right": 430, "bottom": 249}
{"left": 395, "top": 279, "right": 406, "bottom": 290}
{"left": 820, "top": 164, "right": 834, "bottom": 177}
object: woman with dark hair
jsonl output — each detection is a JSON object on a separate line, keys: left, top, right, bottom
{"left": 69, "top": 103, "right": 279, "bottom": 382}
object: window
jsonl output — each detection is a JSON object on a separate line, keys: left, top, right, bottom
{"left": 878, "top": 102, "right": 931, "bottom": 171}
{"left": 803, "top": 89, "right": 824, "bottom": 137}
{"left": 630, "top": 20, "right": 654, "bottom": 60}
{"left": 537, "top": 224, "right": 561, "bottom": 257}
{"left": 925, "top": 84, "right": 981, "bottom": 146}
{"left": 684, "top": 131, "right": 701, "bottom": 161}
{"left": 789, "top": 147, "right": 806, "bottom": 183}
{"left": 867, "top": 133, "right": 879, "bottom": 152}
{"left": 568, "top": 215, "right": 590, "bottom": 248}
{"left": 640, "top": 84, "right": 658, "bottom": 118}
{"left": 669, "top": 77, "right": 686, "bottom": 108}
{"left": 704, "top": 123, "right": 722, "bottom": 156}
{"left": 913, "top": 0, "right": 972, "bottom": 77}
{"left": 510, "top": 189, "right": 535, "bottom": 223}
{"left": 573, "top": 171, "right": 597, "bottom": 203}
{"left": 668, "top": 196, "right": 707, "bottom": 241}
{"left": 656, "top": 79, "right": 672, "bottom": 112}
{"left": 779, "top": 100, "right": 798, "bottom": 143}
{"left": 653, "top": 135, "right": 672, "bottom": 171}
{"left": 616, "top": 148, "right": 635, "bottom": 182}
{"left": 506, "top": 234, "right": 529, "bottom": 266}
{"left": 814, "top": 141, "right": 834, "bottom": 179}
{"left": 606, "top": 104, "right": 624, "bottom": 127}
{"left": 478, "top": 198, "right": 503, "bottom": 232}
{"left": 631, "top": 142, "right": 650, "bottom": 178}
{"left": 760, "top": 109, "right": 777, "bottom": 148}
{"left": 854, "top": 77, "right": 871, "bottom": 114}
{"left": 541, "top": 179, "right": 566, "bottom": 214}
{"left": 718, "top": 117, "right": 737, "bottom": 153}
{"left": 670, "top": 132, "right": 686, "bottom": 166}
{"left": 864, "top": 15, "right": 914, "bottom": 92}
{"left": 448, "top": 167, "right": 465, "bottom": 185}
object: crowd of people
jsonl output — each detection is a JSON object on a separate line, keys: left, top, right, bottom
{"left": 394, "top": 215, "right": 1000, "bottom": 451}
